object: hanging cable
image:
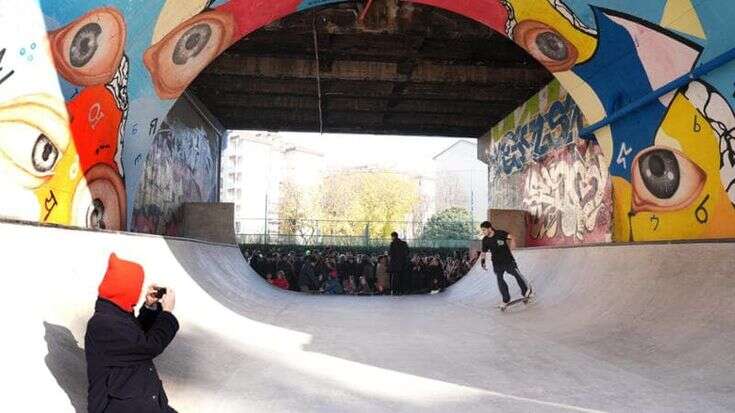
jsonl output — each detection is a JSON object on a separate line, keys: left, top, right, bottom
{"left": 312, "top": 17, "right": 324, "bottom": 135}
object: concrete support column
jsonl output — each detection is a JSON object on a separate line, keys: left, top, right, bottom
{"left": 181, "top": 203, "right": 236, "bottom": 244}
{"left": 488, "top": 209, "right": 528, "bottom": 248}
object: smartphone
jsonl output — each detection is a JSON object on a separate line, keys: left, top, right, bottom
{"left": 154, "top": 287, "right": 167, "bottom": 299}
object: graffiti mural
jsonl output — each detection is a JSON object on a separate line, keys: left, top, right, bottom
{"left": 469, "top": 0, "right": 735, "bottom": 242}
{"left": 523, "top": 140, "right": 612, "bottom": 245}
{"left": 483, "top": 79, "right": 583, "bottom": 175}
{"left": 0, "top": 0, "right": 733, "bottom": 243}
{"left": 483, "top": 80, "right": 612, "bottom": 246}
{"left": 132, "top": 95, "right": 220, "bottom": 236}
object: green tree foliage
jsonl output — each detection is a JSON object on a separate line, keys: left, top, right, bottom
{"left": 277, "top": 179, "right": 305, "bottom": 236}
{"left": 317, "top": 170, "right": 419, "bottom": 238}
{"left": 421, "top": 207, "right": 476, "bottom": 240}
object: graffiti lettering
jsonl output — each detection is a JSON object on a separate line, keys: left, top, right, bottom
{"left": 0, "top": 48, "right": 15, "bottom": 87}
{"left": 134, "top": 153, "right": 142, "bottom": 165}
{"left": 523, "top": 143, "right": 610, "bottom": 241}
{"left": 616, "top": 142, "right": 632, "bottom": 170}
{"left": 88, "top": 102, "right": 105, "bottom": 129}
{"left": 693, "top": 115, "right": 701, "bottom": 133}
{"left": 650, "top": 215, "right": 659, "bottom": 231}
{"left": 95, "top": 144, "right": 111, "bottom": 155}
{"left": 695, "top": 195, "right": 710, "bottom": 224}
{"left": 149, "top": 118, "right": 158, "bottom": 136}
{"left": 487, "top": 93, "right": 582, "bottom": 175}
{"left": 43, "top": 190, "right": 58, "bottom": 221}
{"left": 131, "top": 123, "right": 139, "bottom": 136}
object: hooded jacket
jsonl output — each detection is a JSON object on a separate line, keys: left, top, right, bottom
{"left": 85, "top": 253, "right": 179, "bottom": 413}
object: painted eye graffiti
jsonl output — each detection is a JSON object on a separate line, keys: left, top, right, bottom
{"left": 173, "top": 24, "right": 213, "bottom": 65}
{"left": 513, "top": 20, "right": 578, "bottom": 72}
{"left": 71, "top": 163, "right": 126, "bottom": 230}
{"left": 637, "top": 149, "right": 679, "bottom": 199}
{"left": 631, "top": 146, "right": 705, "bottom": 212}
{"left": 535, "top": 32, "right": 568, "bottom": 62}
{"left": 87, "top": 198, "right": 106, "bottom": 229}
{"left": 0, "top": 95, "right": 70, "bottom": 188}
{"left": 48, "top": 7, "right": 127, "bottom": 86}
{"left": 144, "top": 10, "right": 235, "bottom": 100}
{"left": 31, "top": 134, "right": 59, "bottom": 173}
{"left": 69, "top": 23, "right": 102, "bottom": 68}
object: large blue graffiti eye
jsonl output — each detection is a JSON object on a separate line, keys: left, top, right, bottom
{"left": 513, "top": 20, "right": 578, "bottom": 72}
{"left": 535, "top": 31, "right": 568, "bottom": 61}
{"left": 631, "top": 146, "right": 705, "bottom": 212}
{"left": 69, "top": 23, "right": 102, "bottom": 68}
{"left": 638, "top": 149, "right": 679, "bottom": 199}
{"left": 31, "top": 134, "right": 59, "bottom": 173}
{"left": 49, "top": 7, "right": 126, "bottom": 86}
{"left": 173, "top": 23, "right": 212, "bottom": 65}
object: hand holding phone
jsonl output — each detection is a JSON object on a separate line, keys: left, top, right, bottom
{"left": 154, "top": 287, "right": 167, "bottom": 299}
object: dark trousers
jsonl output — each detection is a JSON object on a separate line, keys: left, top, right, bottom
{"left": 389, "top": 271, "right": 402, "bottom": 295}
{"left": 493, "top": 264, "right": 529, "bottom": 303}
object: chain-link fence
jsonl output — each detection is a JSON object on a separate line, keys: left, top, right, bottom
{"left": 235, "top": 218, "right": 476, "bottom": 249}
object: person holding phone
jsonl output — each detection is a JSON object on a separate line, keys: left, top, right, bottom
{"left": 85, "top": 253, "right": 178, "bottom": 412}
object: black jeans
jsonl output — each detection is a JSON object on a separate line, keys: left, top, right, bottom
{"left": 493, "top": 264, "right": 529, "bottom": 303}
{"left": 389, "top": 271, "right": 402, "bottom": 295}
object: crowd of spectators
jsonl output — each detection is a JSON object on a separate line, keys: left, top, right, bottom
{"left": 242, "top": 245, "right": 479, "bottom": 295}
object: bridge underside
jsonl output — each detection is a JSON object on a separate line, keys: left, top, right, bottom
{"left": 190, "top": 2, "right": 552, "bottom": 137}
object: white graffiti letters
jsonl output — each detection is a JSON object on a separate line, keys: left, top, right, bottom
{"left": 523, "top": 143, "right": 609, "bottom": 241}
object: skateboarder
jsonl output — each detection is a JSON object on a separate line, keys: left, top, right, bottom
{"left": 479, "top": 221, "right": 532, "bottom": 309}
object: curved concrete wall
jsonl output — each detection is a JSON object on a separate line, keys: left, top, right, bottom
{"left": 0, "top": 0, "right": 734, "bottom": 242}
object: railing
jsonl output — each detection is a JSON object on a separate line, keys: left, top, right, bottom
{"left": 235, "top": 218, "right": 477, "bottom": 249}
{"left": 236, "top": 233, "right": 471, "bottom": 249}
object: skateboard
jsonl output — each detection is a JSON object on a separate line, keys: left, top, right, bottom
{"left": 497, "top": 294, "right": 534, "bottom": 312}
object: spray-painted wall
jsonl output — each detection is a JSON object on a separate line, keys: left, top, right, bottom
{"left": 481, "top": 80, "right": 613, "bottom": 246}
{"left": 0, "top": 0, "right": 734, "bottom": 241}
{"left": 131, "top": 94, "right": 222, "bottom": 236}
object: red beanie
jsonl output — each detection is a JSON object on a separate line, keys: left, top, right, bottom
{"left": 98, "top": 253, "right": 145, "bottom": 312}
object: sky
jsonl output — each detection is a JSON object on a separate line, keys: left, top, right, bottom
{"left": 247, "top": 131, "right": 473, "bottom": 177}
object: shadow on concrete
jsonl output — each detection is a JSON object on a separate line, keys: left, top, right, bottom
{"left": 43, "top": 322, "right": 87, "bottom": 413}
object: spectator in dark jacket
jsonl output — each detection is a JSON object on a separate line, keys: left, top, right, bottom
{"left": 388, "top": 232, "right": 409, "bottom": 295}
{"left": 299, "top": 255, "right": 319, "bottom": 292}
{"left": 85, "top": 253, "right": 179, "bottom": 413}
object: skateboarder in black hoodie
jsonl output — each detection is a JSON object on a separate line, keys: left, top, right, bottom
{"left": 479, "top": 221, "right": 532, "bottom": 309}
{"left": 85, "top": 253, "right": 179, "bottom": 412}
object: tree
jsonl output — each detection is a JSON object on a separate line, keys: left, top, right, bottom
{"left": 277, "top": 179, "right": 305, "bottom": 236}
{"left": 421, "top": 207, "right": 476, "bottom": 240}
{"left": 277, "top": 179, "right": 323, "bottom": 244}
{"left": 317, "top": 169, "right": 420, "bottom": 238}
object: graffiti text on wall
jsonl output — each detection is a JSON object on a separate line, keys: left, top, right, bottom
{"left": 132, "top": 96, "right": 219, "bottom": 236}
{"left": 524, "top": 140, "right": 612, "bottom": 245}
{"left": 484, "top": 80, "right": 583, "bottom": 175}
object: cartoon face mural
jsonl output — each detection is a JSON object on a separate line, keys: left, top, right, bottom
{"left": 471, "top": 0, "right": 735, "bottom": 242}
{"left": 0, "top": 0, "right": 732, "bottom": 242}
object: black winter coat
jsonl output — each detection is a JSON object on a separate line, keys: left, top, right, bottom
{"left": 299, "top": 263, "right": 318, "bottom": 290}
{"left": 388, "top": 239, "right": 409, "bottom": 272}
{"left": 85, "top": 298, "right": 179, "bottom": 413}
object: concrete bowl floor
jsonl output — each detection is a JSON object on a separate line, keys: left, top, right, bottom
{"left": 2, "top": 221, "right": 734, "bottom": 412}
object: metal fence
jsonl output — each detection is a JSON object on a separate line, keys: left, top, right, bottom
{"left": 235, "top": 218, "right": 476, "bottom": 249}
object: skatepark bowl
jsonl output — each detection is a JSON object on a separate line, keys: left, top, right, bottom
{"left": 3, "top": 219, "right": 734, "bottom": 412}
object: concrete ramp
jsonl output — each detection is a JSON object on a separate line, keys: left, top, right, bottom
{"left": 2, "top": 221, "right": 733, "bottom": 412}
